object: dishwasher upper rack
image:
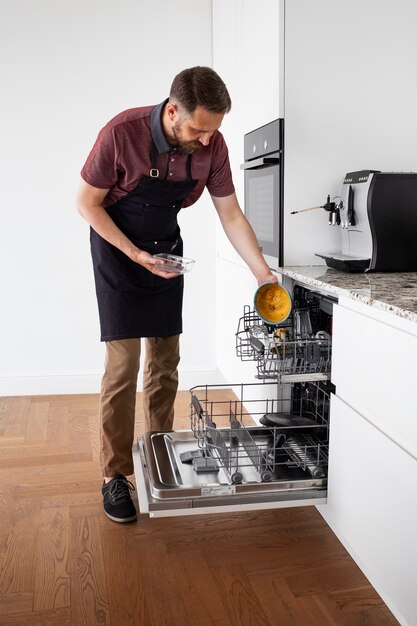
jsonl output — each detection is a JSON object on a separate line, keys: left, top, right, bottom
{"left": 236, "top": 305, "right": 332, "bottom": 379}
{"left": 189, "top": 381, "right": 330, "bottom": 485}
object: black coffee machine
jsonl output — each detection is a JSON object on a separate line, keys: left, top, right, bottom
{"left": 316, "top": 170, "right": 417, "bottom": 272}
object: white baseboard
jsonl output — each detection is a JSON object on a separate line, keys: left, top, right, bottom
{"left": 0, "top": 369, "right": 228, "bottom": 397}
{"left": 0, "top": 374, "right": 103, "bottom": 397}
{"left": 178, "top": 369, "right": 228, "bottom": 390}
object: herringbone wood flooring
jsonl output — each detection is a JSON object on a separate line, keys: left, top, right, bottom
{"left": 0, "top": 392, "right": 399, "bottom": 625}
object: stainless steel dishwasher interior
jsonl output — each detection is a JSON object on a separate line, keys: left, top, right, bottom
{"left": 134, "top": 285, "right": 336, "bottom": 515}
{"left": 135, "top": 379, "right": 333, "bottom": 513}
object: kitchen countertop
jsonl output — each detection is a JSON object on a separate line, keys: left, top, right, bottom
{"left": 279, "top": 265, "right": 417, "bottom": 323}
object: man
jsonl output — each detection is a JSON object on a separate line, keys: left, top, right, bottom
{"left": 76, "top": 66, "right": 277, "bottom": 523}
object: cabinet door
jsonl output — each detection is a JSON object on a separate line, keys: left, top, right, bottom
{"left": 319, "top": 394, "right": 417, "bottom": 626}
{"left": 332, "top": 301, "right": 417, "bottom": 459}
{"left": 212, "top": 0, "right": 284, "bottom": 265}
{"left": 213, "top": 0, "right": 283, "bottom": 133}
{"left": 240, "top": 0, "right": 284, "bottom": 132}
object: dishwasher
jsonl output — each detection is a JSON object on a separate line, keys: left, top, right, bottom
{"left": 133, "top": 283, "right": 336, "bottom": 517}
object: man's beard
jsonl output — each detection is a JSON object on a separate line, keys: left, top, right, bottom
{"left": 171, "top": 123, "right": 204, "bottom": 154}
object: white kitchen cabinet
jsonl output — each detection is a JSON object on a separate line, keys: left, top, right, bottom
{"left": 213, "top": 0, "right": 283, "bottom": 136}
{"left": 212, "top": 0, "right": 284, "bottom": 382}
{"left": 320, "top": 394, "right": 417, "bottom": 626}
{"left": 332, "top": 297, "right": 417, "bottom": 459}
{"left": 237, "top": 0, "right": 283, "bottom": 133}
{"left": 212, "top": 0, "right": 283, "bottom": 265}
{"left": 211, "top": 0, "right": 285, "bottom": 380}
{"left": 214, "top": 257, "right": 258, "bottom": 385}
{"left": 315, "top": 295, "right": 417, "bottom": 626}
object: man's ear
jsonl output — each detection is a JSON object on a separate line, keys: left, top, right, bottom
{"left": 166, "top": 101, "right": 179, "bottom": 122}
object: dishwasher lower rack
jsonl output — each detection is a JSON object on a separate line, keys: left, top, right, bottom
{"left": 189, "top": 381, "right": 330, "bottom": 486}
{"left": 236, "top": 306, "right": 332, "bottom": 379}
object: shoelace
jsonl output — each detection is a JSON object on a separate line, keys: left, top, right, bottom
{"left": 109, "top": 477, "right": 135, "bottom": 503}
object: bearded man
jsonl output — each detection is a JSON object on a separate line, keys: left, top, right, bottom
{"left": 76, "top": 66, "right": 276, "bottom": 522}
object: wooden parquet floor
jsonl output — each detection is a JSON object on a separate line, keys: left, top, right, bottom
{"left": 0, "top": 392, "right": 399, "bottom": 626}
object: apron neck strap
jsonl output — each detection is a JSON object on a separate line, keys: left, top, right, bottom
{"left": 185, "top": 153, "right": 192, "bottom": 180}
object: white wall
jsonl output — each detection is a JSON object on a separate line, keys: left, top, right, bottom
{"left": 284, "top": 0, "right": 417, "bottom": 265}
{"left": 0, "top": 0, "right": 218, "bottom": 395}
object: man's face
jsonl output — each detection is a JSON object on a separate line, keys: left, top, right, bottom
{"left": 168, "top": 105, "right": 224, "bottom": 154}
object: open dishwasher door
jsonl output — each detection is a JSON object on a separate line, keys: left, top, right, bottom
{"left": 133, "top": 380, "right": 332, "bottom": 517}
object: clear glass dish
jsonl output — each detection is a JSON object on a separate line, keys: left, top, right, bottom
{"left": 153, "top": 253, "right": 195, "bottom": 274}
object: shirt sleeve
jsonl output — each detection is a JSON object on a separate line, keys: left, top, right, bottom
{"left": 80, "top": 123, "right": 119, "bottom": 190}
{"left": 206, "top": 132, "right": 235, "bottom": 197}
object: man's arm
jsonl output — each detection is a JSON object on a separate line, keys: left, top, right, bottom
{"left": 76, "top": 179, "right": 178, "bottom": 278}
{"left": 211, "top": 192, "right": 278, "bottom": 285}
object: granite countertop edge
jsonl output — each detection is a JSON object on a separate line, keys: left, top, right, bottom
{"left": 279, "top": 266, "right": 417, "bottom": 324}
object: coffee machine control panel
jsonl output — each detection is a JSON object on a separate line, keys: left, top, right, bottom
{"left": 343, "top": 170, "right": 379, "bottom": 185}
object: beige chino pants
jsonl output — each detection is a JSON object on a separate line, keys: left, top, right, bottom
{"left": 99, "top": 335, "right": 180, "bottom": 477}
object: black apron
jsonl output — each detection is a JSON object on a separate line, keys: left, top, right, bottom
{"left": 90, "top": 141, "right": 198, "bottom": 341}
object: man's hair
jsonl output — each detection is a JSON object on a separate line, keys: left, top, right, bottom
{"left": 169, "top": 66, "right": 231, "bottom": 115}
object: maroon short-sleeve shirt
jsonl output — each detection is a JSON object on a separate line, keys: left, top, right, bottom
{"left": 81, "top": 99, "right": 235, "bottom": 209}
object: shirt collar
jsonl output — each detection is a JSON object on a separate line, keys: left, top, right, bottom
{"left": 150, "top": 98, "right": 187, "bottom": 154}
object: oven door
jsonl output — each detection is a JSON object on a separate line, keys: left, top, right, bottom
{"left": 242, "top": 156, "right": 283, "bottom": 268}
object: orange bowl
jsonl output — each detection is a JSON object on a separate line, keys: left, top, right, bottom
{"left": 254, "top": 283, "right": 292, "bottom": 325}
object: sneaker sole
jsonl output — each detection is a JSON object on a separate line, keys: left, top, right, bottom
{"left": 104, "top": 510, "right": 137, "bottom": 523}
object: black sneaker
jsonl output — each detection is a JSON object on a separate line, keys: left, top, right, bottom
{"left": 102, "top": 474, "right": 137, "bottom": 523}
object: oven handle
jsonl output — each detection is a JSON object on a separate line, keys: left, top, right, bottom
{"left": 240, "top": 156, "right": 280, "bottom": 170}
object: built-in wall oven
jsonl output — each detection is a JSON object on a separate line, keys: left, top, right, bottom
{"left": 240, "top": 119, "right": 284, "bottom": 270}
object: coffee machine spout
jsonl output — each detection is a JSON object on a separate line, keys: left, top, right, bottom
{"left": 322, "top": 194, "right": 336, "bottom": 213}
{"left": 321, "top": 194, "right": 339, "bottom": 225}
